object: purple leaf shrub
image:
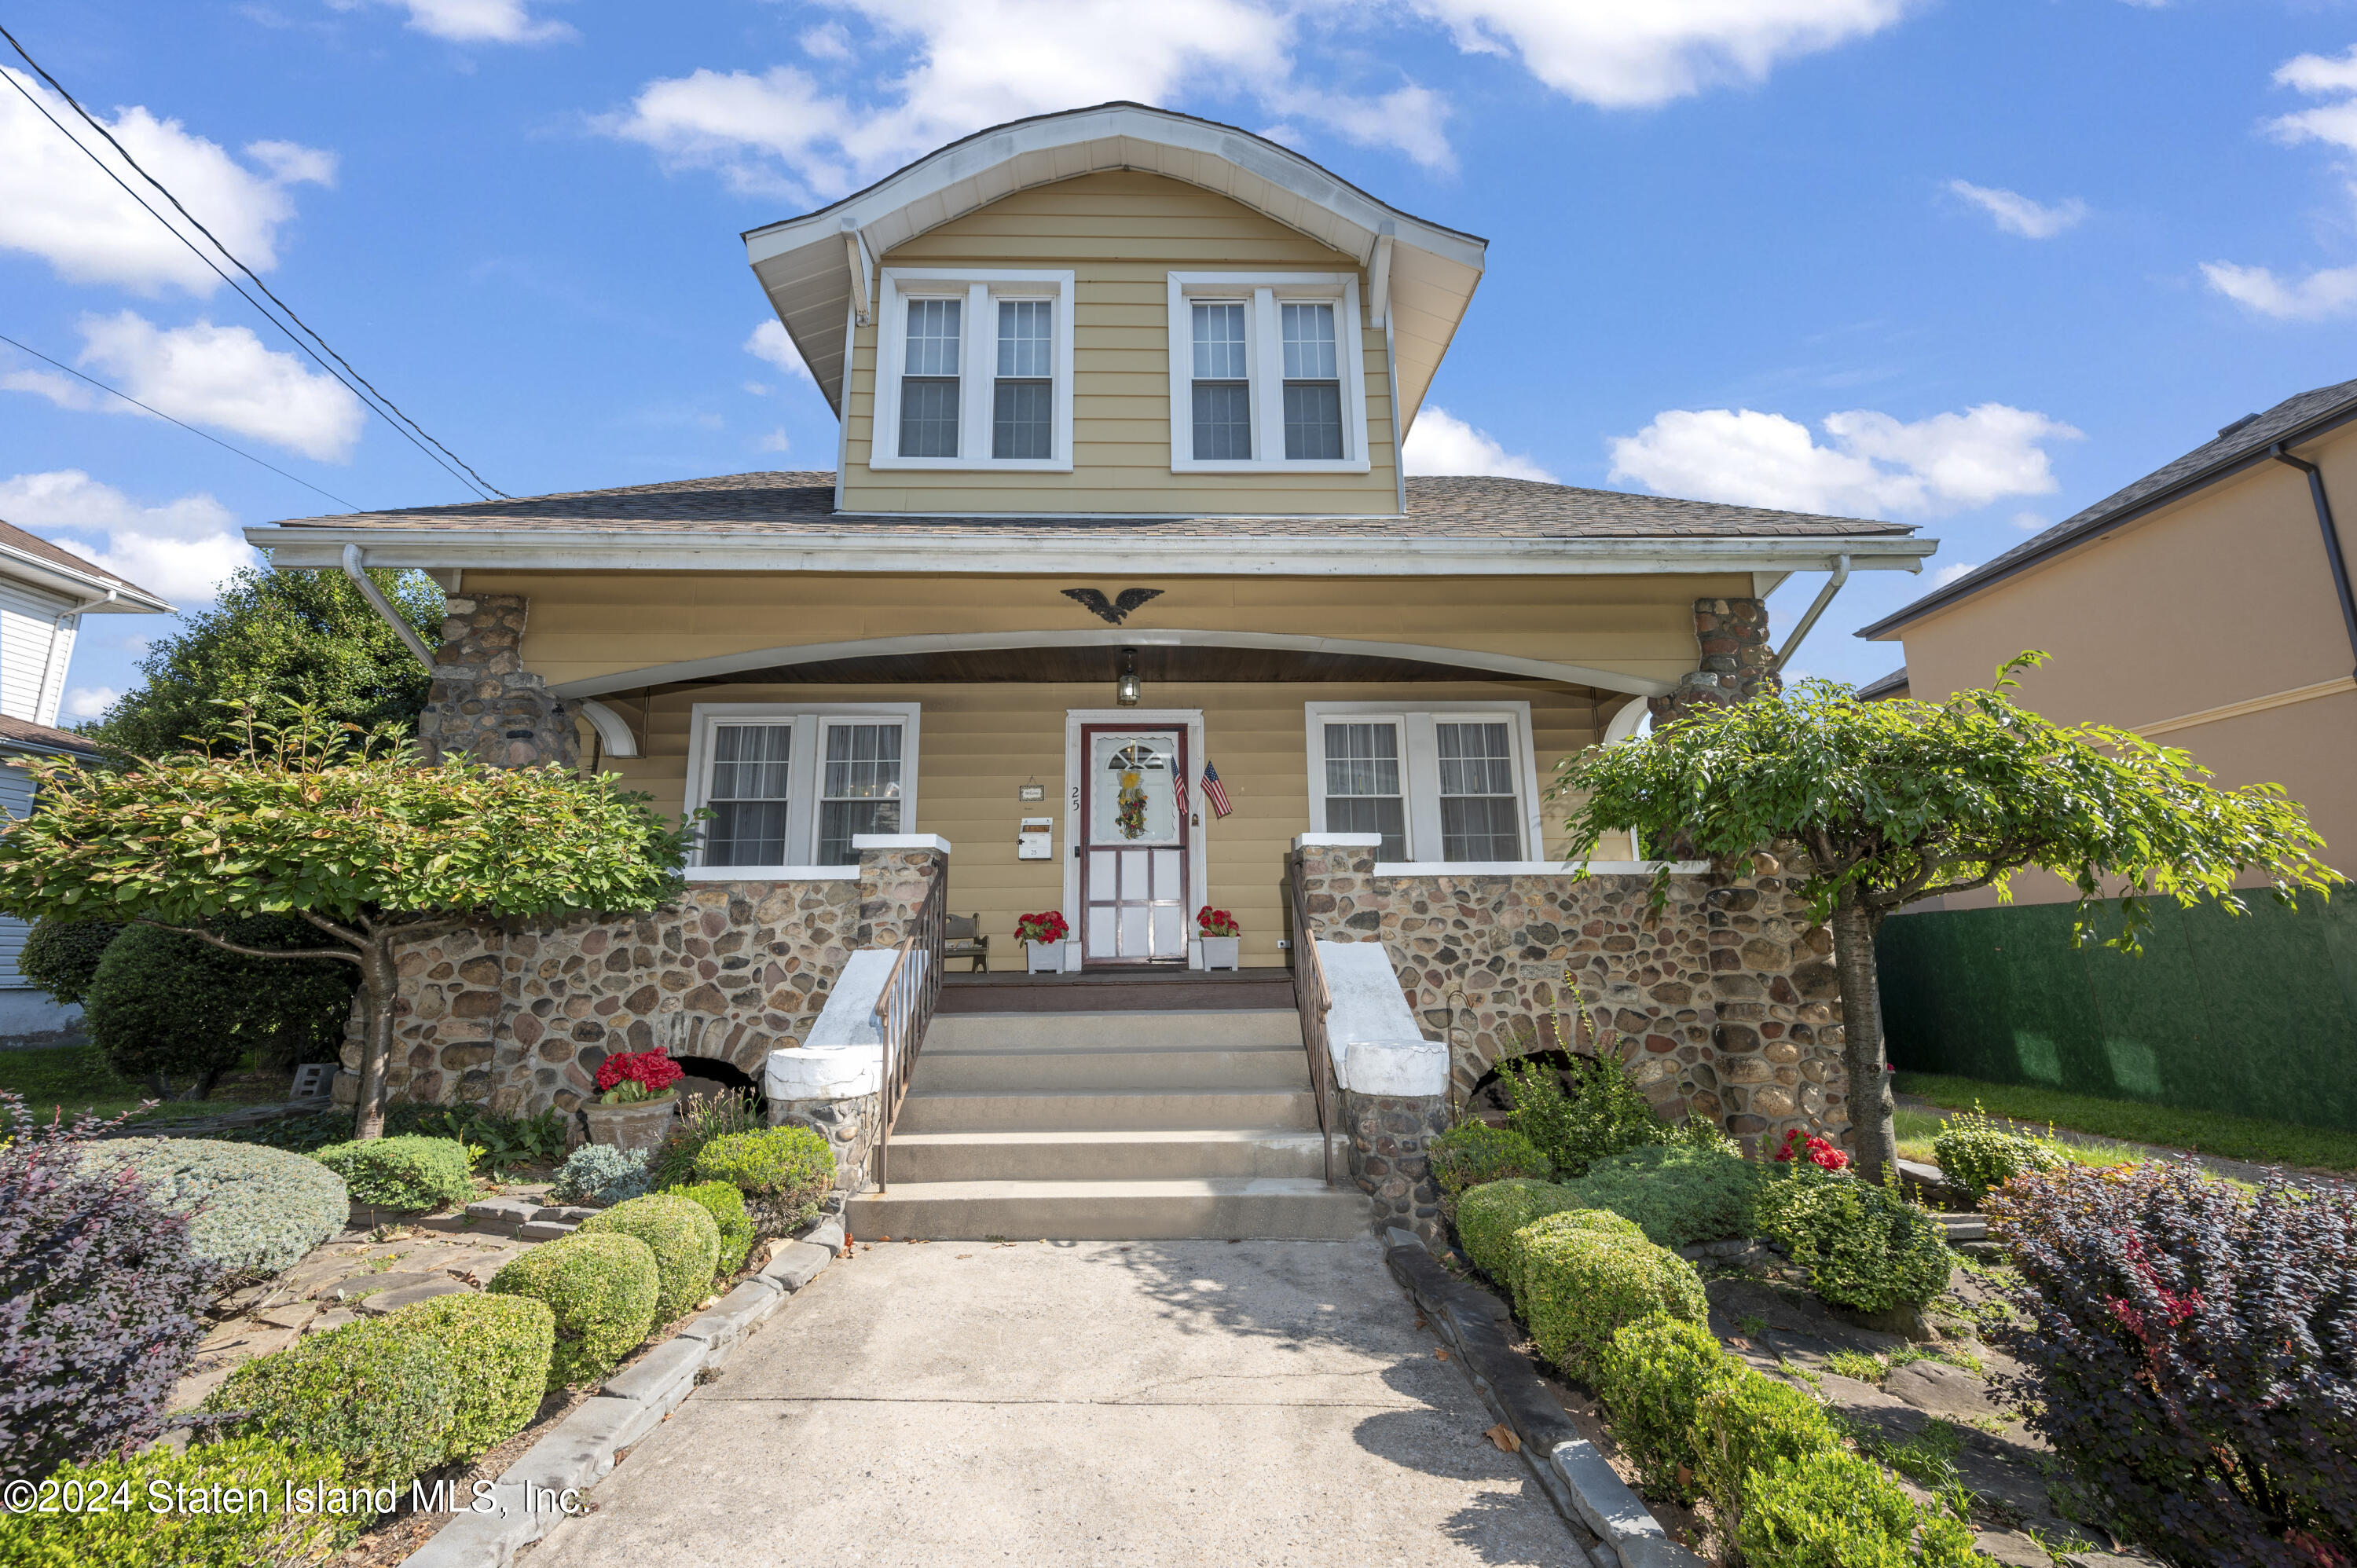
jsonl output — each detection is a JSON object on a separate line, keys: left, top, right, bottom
{"left": 1986, "top": 1160, "right": 2357, "bottom": 1567}
{"left": 0, "top": 1090, "right": 217, "bottom": 1479}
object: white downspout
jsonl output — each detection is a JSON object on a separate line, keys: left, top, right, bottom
{"left": 1770, "top": 554, "right": 1851, "bottom": 674}
{"left": 340, "top": 544, "right": 434, "bottom": 667}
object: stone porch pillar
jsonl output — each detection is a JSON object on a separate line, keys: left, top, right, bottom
{"left": 1649, "top": 595, "right": 1777, "bottom": 727}
{"left": 418, "top": 592, "right": 580, "bottom": 769}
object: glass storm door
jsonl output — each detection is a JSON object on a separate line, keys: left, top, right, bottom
{"left": 1081, "top": 725, "right": 1189, "bottom": 965}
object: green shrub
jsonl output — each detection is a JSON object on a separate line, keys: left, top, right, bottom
{"left": 1930, "top": 1106, "right": 2066, "bottom": 1207}
{"left": 1694, "top": 1369, "right": 1842, "bottom": 1539}
{"left": 311, "top": 1134, "right": 473, "bottom": 1211}
{"left": 202, "top": 1317, "right": 459, "bottom": 1506}
{"left": 550, "top": 1143, "right": 649, "bottom": 1207}
{"left": 16, "top": 917, "right": 122, "bottom": 1006}
{"left": 1429, "top": 1121, "right": 1553, "bottom": 1199}
{"left": 651, "top": 1091, "right": 764, "bottom": 1189}
{"left": 1736, "top": 1447, "right": 1981, "bottom": 1567}
{"left": 578, "top": 1192, "right": 720, "bottom": 1322}
{"left": 1508, "top": 1207, "right": 1648, "bottom": 1313}
{"left": 691, "top": 1125, "right": 834, "bottom": 1236}
{"left": 1496, "top": 1052, "right": 1670, "bottom": 1178}
{"left": 387, "top": 1102, "right": 566, "bottom": 1175}
{"left": 1564, "top": 1141, "right": 1770, "bottom": 1249}
{"left": 382, "top": 1291, "right": 553, "bottom": 1462}
{"left": 673, "top": 1180, "right": 754, "bottom": 1276}
{"left": 487, "top": 1231, "right": 659, "bottom": 1390}
{"left": 0, "top": 1434, "right": 353, "bottom": 1567}
{"left": 1595, "top": 1313, "right": 1744, "bottom": 1504}
{"left": 80, "top": 1137, "right": 347, "bottom": 1279}
{"left": 1756, "top": 1170, "right": 1953, "bottom": 1314}
{"left": 84, "top": 918, "right": 357, "bottom": 1098}
{"left": 1518, "top": 1215, "right": 1706, "bottom": 1380}
{"left": 1453, "top": 1178, "right": 1589, "bottom": 1301}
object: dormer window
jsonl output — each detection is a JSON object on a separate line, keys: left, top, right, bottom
{"left": 871, "top": 268, "right": 1075, "bottom": 471}
{"left": 1168, "top": 273, "right": 1369, "bottom": 474}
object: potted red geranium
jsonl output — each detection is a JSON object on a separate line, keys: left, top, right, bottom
{"left": 583, "top": 1047, "right": 684, "bottom": 1152}
{"left": 1194, "top": 906, "right": 1241, "bottom": 972}
{"left": 1016, "top": 910, "right": 1071, "bottom": 973}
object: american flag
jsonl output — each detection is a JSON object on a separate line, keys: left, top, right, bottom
{"left": 1171, "top": 764, "right": 1187, "bottom": 819}
{"left": 1200, "top": 761, "right": 1232, "bottom": 818}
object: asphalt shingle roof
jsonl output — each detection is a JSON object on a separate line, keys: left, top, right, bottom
{"left": 0, "top": 518, "right": 163, "bottom": 600}
{"left": 0, "top": 713, "right": 100, "bottom": 757}
{"left": 271, "top": 471, "right": 1912, "bottom": 541}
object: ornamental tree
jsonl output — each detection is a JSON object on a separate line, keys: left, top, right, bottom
{"left": 0, "top": 706, "right": 693, "bottom": 1140}
{"left": 1552, "top": 657, "right": 2335, "bottom": 1181}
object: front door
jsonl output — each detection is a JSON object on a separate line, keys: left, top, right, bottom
{"left": 1080, "top": 724, "right": 1189, "bottom": 965}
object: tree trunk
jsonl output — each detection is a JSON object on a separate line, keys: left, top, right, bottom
{"left": 1831, "top": 881, "right": 1897, "bottom": 1183}
{"left": 354, "top": 937, "right": 399, "bottom": 1141}
{"left": 189, "top": 1064, "right": 225, "bottom": 1101}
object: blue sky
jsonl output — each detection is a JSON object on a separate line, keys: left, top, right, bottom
{"left": 5, "top": 1, "right": 2357, "bottom": 715}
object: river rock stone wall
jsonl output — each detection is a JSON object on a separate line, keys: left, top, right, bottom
{"left": 1651, "top": 595, "right": 1778, "bottom": 725}
{"left": 418, "top": 592, "right": 580, "bottom": 769}
{"left": 1342, "top": 1088, "right": 1450, "bottom": 1250}
{"left": 1296, "top": 841, "right": 1847, "bottom": 1152}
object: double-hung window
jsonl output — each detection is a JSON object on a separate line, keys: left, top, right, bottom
{"left": 1303, "top": 703, "right": 1539, "bottom": 866}
{"left": 686, "top": 704, "right": 921, "bottom": 872}
{"left": 872, "top": 269, "right": 1074, "bottom": 470}
{"left": 1168, "top": 273, "right": 1367, "bottom": 472}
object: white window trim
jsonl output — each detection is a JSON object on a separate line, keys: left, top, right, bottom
{"left": 1167, "top": 271, "right": 1369, "bottom": 474}
{"left": 870, "top": 268, "right": 1076, "bottom": 471}
{"left": 1303, "top": 700, "right": 1542, "bottom": 866}
{"left": 682, "top": 702, "right": 922, "bottom": 874}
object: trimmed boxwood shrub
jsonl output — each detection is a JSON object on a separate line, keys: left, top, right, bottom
{"left": 488, "top": 1231, "right": 660, "bottom": 1390}
{"left": 312, "top": 1134, "right": 473, "bottom": 1211}
{"left": 202, "top": 1317, "right": 460, "bottom": 1506}
{"left": 1517, "top": 1215, "right": 1705, "bottom": 1380}
{"left": 651, "top": 1091, "right": 764, "bottom": 1190}
{"left": 550, "top": 1143, "right": 649, "bottom": 1207}
{"left": 578, "top": 1193, "right": 720, "bottom": 1323}
{"left": 1931, "top": 1107, "right": 2066, "bottom": 1207}
{"left": 1453, "top": 1178, "right": 1590, "bottom": 1302}
{"left": 385, "top": 1292, "right": 554, "bottom": 1462}
{"left": 692, "top": 1125, "right": 834, "bottom": 1236}
{"left": 1736, "top": 1447, "right": 1980, "bottom": 1567}
{"left": 1428, "top": 1121, "right": 1552, "bottom": 1200}
{"left": 1563, "top": 1141, "right": 1769, "bottom": 1250}
{"left": 1595, "top": 1313, "right": 1744, "bottom": 1504}
{"left": 0, "top": 1434, "right": 353, "bottom": 1567}
{"left": 1, "top": 1092, "right": 214, "bottom": 1481}
{"left": 81, "top": 1138, "right": 347, "bottom": 1279}
{"left": 1694, "top": 1368, "right": 1842, "bottom": 1542}
{"left": 16, "top": 916, "right": 122, "bottom": 1006}
{"left": 673, "top": 1180, "right": 754, "bottom": 1277}
{"left": 1755, "top": 1168, "right": 1952, "bottom": 1314}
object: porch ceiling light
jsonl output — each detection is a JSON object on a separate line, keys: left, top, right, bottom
{"left": 1116, "top": 647, "right": 1142, "bottom": 707}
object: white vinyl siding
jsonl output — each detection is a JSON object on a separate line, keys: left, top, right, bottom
{"left": 0, "top": 581, "right": 73, "bottom": 727}
{"left": 0, "top": 761, "right": 35, "bottom": 984}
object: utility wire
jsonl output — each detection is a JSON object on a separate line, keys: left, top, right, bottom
{"left": 0, "top": 329, "right": 362, "bottom": 513}
{"left": 0, "top": 26, "right": 508, "bottom": 500}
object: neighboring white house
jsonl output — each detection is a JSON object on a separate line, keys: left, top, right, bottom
{"left": 0, "top": 518, "right": 170, "bottom": 1035}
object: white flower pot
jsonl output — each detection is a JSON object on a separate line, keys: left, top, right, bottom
{"left": 1199, "top": 936, "right": 1241, "bottom": 972}
{"left": 1026, "top": 940, "right": 1065, "bottom": 974}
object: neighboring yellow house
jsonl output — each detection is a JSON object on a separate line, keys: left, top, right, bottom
{"left": 251, "top": 104, "right": 1933, "bottom": 1236}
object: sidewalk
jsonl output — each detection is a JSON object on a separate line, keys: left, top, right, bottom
{"left": 526, "top": 1236, "right": 1585, "bottom": 1566}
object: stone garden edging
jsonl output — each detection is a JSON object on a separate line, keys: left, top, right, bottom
{"left": 401, "top": 1212, "right": 846, "bottom": 1568}
{"left": 1384, "top": 1228, "right": 1706, "bottom": 1568}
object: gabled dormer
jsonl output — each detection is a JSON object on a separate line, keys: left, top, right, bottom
{"left": 742, "top": 103, "right": 1487, "bottom": 517}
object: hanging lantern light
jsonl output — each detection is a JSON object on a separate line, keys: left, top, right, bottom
{"left": 1116, "top": 647, "right": 1142, "bottom": 707}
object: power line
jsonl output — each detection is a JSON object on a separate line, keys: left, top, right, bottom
{"left": 0, "top": 329, "right": 363, "bottom": 513}
{"left": 0, "top": 27, "right": 508, "bottom": 500}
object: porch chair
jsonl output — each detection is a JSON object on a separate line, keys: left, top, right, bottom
{"left": 942, "top": 913, "right": 989, "bottom": 972}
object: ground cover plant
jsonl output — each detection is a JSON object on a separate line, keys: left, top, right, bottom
{"left": 0, "top": 1093, "right": 214, "bottom": 1481}
{"left": 1987, "top": 1160, "right": 2357, "bottom": 1564}
{"left": 80, "top": 1137, "right": 348, "bottom": 1279}
{"left": 552, "top": 1143, "right": 651, "bottom": 1206}
{"left": 488, "top": 1230, "right": 660, "bottom": 1390}
{"left": 388, "top": 1101, "right": 566, "bottom": 1174}
{"left": 0, "top": 1434, "right": 352, "bottom": 1567}
{"left": 1930, "top": 1105, "right": 2066, "bottom": 1206}
{"left": 578, "top": 1192, "right": 720, "bottom": 1321}
{"left": 1898, "top": 1072, "right": 2357, "bottom": 1173}
{"left": 1562, "top": 1141, "right": 1768, "bottom": 1249}
{"left": 692, "top": 1125, "right": 834, "bottom": 1235}
{"left": 313, "top": 1133, "right": 474, "bottom": 1211}
{"left": 1554, "top": 656, "right": 2334, "bottom": 1180}
{"left": 0, "top": 1042, "right": 293, "bottom": 1128}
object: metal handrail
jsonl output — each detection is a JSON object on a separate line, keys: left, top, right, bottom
{"left": 872, "top": 870, "right": 948, "bottom": 1192}
{"left": 1287, "top": 850, "right": 1337, "bottom": 1186}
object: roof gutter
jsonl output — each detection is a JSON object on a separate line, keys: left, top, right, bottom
{"left": 340, "top": 544, "right": 434, "bottom": 668}
{"left": 1770, "top": 554, "right": 1849, "bottom": 674}
{"left": 2270, "top": 444, "right": 2357, "bottom": 681}
{"left": 0, "top": 540, "right": 170, "bottom": 614}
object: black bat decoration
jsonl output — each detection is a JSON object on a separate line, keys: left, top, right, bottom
{"left": 1061, "top": 587, "right": 1164, "bottom": 625}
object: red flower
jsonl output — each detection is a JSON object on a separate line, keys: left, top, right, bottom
{"left": 1773, "top": 1128, "right": 1850, "bottom": 1171}
{"left": 594, "top": 1048, "right": 683, "bottom": 1094}
{"left": 1196, "top": 905, "right": 1241, "bottom": 937}
{"left": 1014, "top": 910, "right": 1069, "bottom": 944}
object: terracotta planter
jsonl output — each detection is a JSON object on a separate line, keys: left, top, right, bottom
{"left": 581, "top": 1093, "right": 676, "bottom": 1153}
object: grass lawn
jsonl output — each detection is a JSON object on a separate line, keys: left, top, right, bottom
{"left": 1893, "top": 1071, "right": 2357, "bottom": 1174}
{"left": 0, "top": 1043, "right": 290, "bottom": 1128}
{"left": 1891, "top": 1105, "right": 2145, "bottom": 1171}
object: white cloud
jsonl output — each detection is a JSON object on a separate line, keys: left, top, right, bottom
{"left": 63, "top": 687, "right": 119, "bottom": 721}
{"left": 0, "top": 68, "right": 334, "bottom": 295}
{"left": 0, "top": 470, "right": 257, "bottom": 604}
{"left": 1411, "top": 0, "right": 1912, "bottom": 110}
{"left": 1402, "top": 407, "right": 1556, "bottom": 481}
{"left": 1948, "top": 180, "right": 2085, "bottom": 239}
{"left": 743, "top": 320, "right": 812, "bottom": 381}
{"left": 15, "top": 312, "right": 368, "bottom": 462}
{"left": 1607, "top": 403, "right": 2080, "bottom": 518}
{"left": 2011, "top": 510, "right": 2047, "bottom": 530}
{"left": 800, "top": 22, "right": 852, "bottom": 60}
{"left": 338, "top": 0, "right": 574, "bottom": 44}
{"left": 1930, "top": 560, "right": 1981, "bottom": 588}
{"left": 2201, "top": 260, "right": 2357, "bottom": 321}
{"left": 2275, "top": 46, "right": 2357, "bottom": 103}
{"left": 758, "top": 429, "right": 793, "bottom": 453}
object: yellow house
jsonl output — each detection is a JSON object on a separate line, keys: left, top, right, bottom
{"left": 251, "top": 104, "right": 1931, "bottom": 1239}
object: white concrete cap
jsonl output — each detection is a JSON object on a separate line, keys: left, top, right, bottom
{"left": 1292, "top": 832, "right": 1384, "bottom": 851}
{"left": 764, "top": 1042, "right": 882, "bottom": 1100}
{"left": 1315, "top": 941, "right": 1449, "bottom": 1097}
{"left": 850, "top": 833, "right": 953, "bottom": 853}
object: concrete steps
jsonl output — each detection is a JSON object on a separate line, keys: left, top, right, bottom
{"left": 849, "top": 1008, "right": 1369, "bottom": 1241}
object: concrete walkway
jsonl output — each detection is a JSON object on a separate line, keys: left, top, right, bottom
{"left": 529, "top": 1236, "right": 1584, "bottom": 1566}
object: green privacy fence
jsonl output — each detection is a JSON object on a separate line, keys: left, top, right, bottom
{"left": 1875, "top": 892, "right": 2357, "bottom": 1133}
